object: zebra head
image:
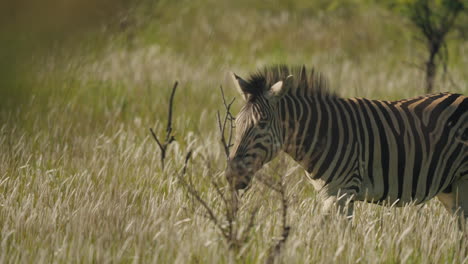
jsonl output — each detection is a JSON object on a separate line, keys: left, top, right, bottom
{"left": 226, "top": 72, "right": 293, "bottom": 190}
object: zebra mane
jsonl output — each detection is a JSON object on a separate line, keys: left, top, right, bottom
{"left": 244, "top": 65, "right": 335, "bottom": 99}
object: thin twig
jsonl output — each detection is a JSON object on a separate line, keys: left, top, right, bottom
{"left": 219, "top": 86, "right": 236, "bottom": 120}
{"left": 149, "top": 81, "right": 179, "bottom": 169}
{"left": 240, "top": 205, "right": 261, "bottom": 244}
{"left": 149, "top": 128, "right": 164, "bottom": 152}
{"left": 263, "top": 168, "right": 290, "bottom": 264}
{"left": 212, "top": 178, "right": 229, "bottom": 206}
{"left": 166, "top": 81, "right": 178, "bottom": 143}
{"left": 176, "top": 161, "right": 230, "bottom": 240}
{"left": 171, "top": 83, "right": 279, "bottom": 261}
{"left": 182, "top": 150, "right": 192, "bottom": 175}
{"left": 217, "top": 111, "right": 231, "bottom": 159}
{"left": 217, "top": 86, "right": 236, "bottom": 159}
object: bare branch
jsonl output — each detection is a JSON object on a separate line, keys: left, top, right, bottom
{"left": 149, "top": 128, "right": 164, "bottom": 152}
{"left": 217, "top": 86, "right": 236, "bottom": 159}
{"left": 228, "top": 116, "right": 235, "bottom": 149}
{"left": 170, "top": 83, "right": 296, "bottom": 261}
{"left": 219, "top": 85, "right": 236, "bottom": 120}
{"left": 182, "top": 150, "right": 192, "bottom": 175}
{"left": 211, "top": 176, "right": 229, "bottom": 210}
{"left": 240, "top": 205, "right": 261, "bottom": 244}
{"left": 263, "top": 169, "right": 291, "bottom": 264}
{"left": 176, "top": 167, "right": 229, "bottom": 240}
{"left": 149, "top": 81, "right": 179, "bottom": 169}
{"left": 217, "top": 111, "right": 231, "bottom": 159}
{"left": 166, "top": 81, "right": 178, "bottom": 143}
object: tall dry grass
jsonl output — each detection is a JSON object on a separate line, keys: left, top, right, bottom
{"left": 0, "top": 0, "right": 467, "bottom": 263}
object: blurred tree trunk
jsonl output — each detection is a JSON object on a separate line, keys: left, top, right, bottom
{"left": 415, "top": 0, "right": 464, "bottom": 93}
{"left": 391, "top": 0, "right": 465, "bottom": 93}
{"left": 425, "top": 42, "right": 438, "bottom": 93}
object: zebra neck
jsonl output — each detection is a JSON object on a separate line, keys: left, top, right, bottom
{"left": 279, "top": 94, "right": 348, "bottom": 175}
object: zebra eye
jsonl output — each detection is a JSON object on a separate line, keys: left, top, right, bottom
{"left": 257, "top": 120, "right": 269, "bottom": 129}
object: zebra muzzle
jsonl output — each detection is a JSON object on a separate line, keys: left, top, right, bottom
{"left": 225, "top": 159, "right": 252, "bottom": 190}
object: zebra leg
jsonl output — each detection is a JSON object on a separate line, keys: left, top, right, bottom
{"left": 335, "top": 191, "right": 355, "bottom": 219}
{"left": 437, "top": 179, "right": 468, "bottom": 231}
{"left": 437, "top": 191, "right": 456, "bottom": 213}
{"left": 321, "top": 191, "right": 356, "bottom": 219}
{"left": 453, "top": 179, "right": 468, "bottom": 231}
{"left": 318, "top": 174, "right": 361, "bottom": 221}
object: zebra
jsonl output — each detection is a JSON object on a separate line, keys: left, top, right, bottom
{"left": 225, "top": 65, "right": 468, "bottom": 221}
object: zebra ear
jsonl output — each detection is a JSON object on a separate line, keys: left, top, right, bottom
{"left": 268, "top": 75, "right": 293, "bottom": 99}
{"left": 230, "top": 72, "right": 249, "bottom": 101}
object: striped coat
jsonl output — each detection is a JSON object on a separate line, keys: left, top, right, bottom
{"left": 226, "top": 65, "right": 467, "bottom": 218}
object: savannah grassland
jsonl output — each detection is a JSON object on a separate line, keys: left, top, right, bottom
{"left": 1, "top": 0, "right": 468, "bottom": 263}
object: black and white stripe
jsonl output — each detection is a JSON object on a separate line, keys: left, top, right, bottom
{"left": 227, "top": 65, "right": 468, "bottom": 218}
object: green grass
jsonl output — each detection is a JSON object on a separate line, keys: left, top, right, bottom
{"left": 0, "top": 0, "right": 467, "bottom": 263}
